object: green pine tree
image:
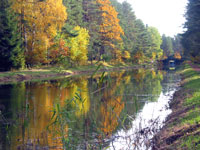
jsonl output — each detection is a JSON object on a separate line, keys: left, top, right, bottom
{"left": 173, "top": 35, "right": 183, "bottom": 56}
{"left": 82, "top": 0, "right": 101, "bottom": 62}
{"left": 0, "top": 0, "right": 25, "bottom": 71}
{"left": 134, "top": 20, "right": 151, "bottom": 55}
{"left": 63, "top": 0, "right": 84, "bottom": 29}
{"left": 161, "top": 34, "right": 174, "bottom": 57}
{"left": 111, "top": 0, "right": 138, "bottom": 53}
{"left": 182, "top": 0, "right": 200, "bottom": 62}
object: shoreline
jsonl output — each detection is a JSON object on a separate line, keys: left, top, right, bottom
{"left": 152, "top": 62, "right": 200, "bottom": 150}
{"left": 0, "top": 64, "right": 153, "bottom": 84}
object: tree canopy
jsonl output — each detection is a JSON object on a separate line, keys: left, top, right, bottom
{"left": 182, "top": 0, "right": 200, "bottom": 63}
{"left": 0, "top": 0, "right": 25, "bottom": 70}
{"left": 0, "top": 0, "right": 172, "bottom": 70}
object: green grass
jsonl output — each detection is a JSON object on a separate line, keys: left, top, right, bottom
{"left": 180, "top": 63, "right": 200, "bottom": 124}
{"left": 174, "top": 63, "right": 200, "bottom": 148}
{"left": 180, "top": 135, "right": 200, "bottom": 150}
{"left": 186, "top": 92, "right": 200, "bottom": 107}
{"left": 184, "top": 78, "right": 200, "bottom": 90}
{"left": 180, "top": 64, "right": 200, "bottom": 123}
{"left": 181, "top": 108, "right": 200, "bottom": 125}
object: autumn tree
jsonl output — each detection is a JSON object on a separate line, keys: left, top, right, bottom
{"left": 97, "top": 0, "right": 124, "bottom": 60}
{"left": 12, "top": 0, "right": 67, "bottom": 65}
{"left": 48, "top": 34, "right": 69, "bottom": 64}
{"left": 66, "top": 26, "right": 90, "bottom": 66}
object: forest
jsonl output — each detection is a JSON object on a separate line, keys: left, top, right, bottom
{"left": 0, "top": 0, "right": 184, "bottom": 71}
{"left": 1, "top": 0, "right": 200, "bottom": 149}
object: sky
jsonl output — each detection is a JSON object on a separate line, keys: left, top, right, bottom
{"left": 118, "top": 0, "right": 188, "bottom": 37}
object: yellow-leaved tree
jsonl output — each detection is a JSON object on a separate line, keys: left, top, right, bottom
{"left": 122, "top": 50, "right": 131, "bottom": 62}
{"left": 67, "top": 26, "right": 90, "bottom": 66}
{"left": 12, "top": 0, "right": 67, "bottom": 65}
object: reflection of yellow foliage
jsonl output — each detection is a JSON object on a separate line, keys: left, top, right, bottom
{"left": 74, "top": 80, "right": 90, "bottom": 117}
{"left": 58, "top": 79, "right": 90, "bottom": 117}
{"left": 13, "top": 78, "right": 90, "bottom": 149}
{"left": 134, "top": 68, "right": 146, "bottom": 82}
{"left": 14, "top": 84, "right": 68, "bottom": 149}
{"left": 100, "top": 97, "right": 124, "bottom": 136}
{"left": 124, "top": 75, "right": 131, "bottom": 84}
{"left": 110, "top": 71, "right": 125, "bottom": 89}
{"left": 151, "top": 70, "right": 156, "bottom": 79}
{"left": 99, "top": 71, "right": 126, "bottom": 136}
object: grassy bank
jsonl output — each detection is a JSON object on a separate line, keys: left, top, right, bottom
{"left": 153, "top": 62, "right": 200, "bottom": 150}
{"left": 0, "top": 62, "right": 149, "bottom": 84}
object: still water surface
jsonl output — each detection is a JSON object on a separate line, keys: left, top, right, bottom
{"left": 0, "top": 69, "right": 180, "bottom": 150}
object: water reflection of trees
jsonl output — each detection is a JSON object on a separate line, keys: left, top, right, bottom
{"left": 99, "top": 72, "right": 125, "bottom": 137}
{"left": 0, "top": 69, "right": 165, "bottom": 149}
{"left": 0, "top": 78, "right": 90, "bottom": 149}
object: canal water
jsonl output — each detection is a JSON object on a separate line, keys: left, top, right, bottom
{"left": 0, "top": 68, "right": 180, "bottom": 150}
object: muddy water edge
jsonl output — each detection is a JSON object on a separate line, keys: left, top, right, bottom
{"left": 153, "top": 63, "right": 200, "bottom": 150}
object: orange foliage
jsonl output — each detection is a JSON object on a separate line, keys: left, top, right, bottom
{"left": 99, "top": 72, "right": 125, "bottom": 136}
{"left": 174, "top": 52, "right": 182, "bottom": 60}
{"left": 97, "top": 0, "right": 124, "bottom": 49}
{"left": 100, "top": 96, "right": 124, "bottom": 136}
{"left": 49, "top": 39, "right": 69, "bottom": 62}
{"left": 163, "top": 55, "right": 168, "bottom": 60}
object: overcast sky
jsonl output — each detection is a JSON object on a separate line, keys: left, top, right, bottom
{"left": 118, "top": 0, "right": 188, "bottom": 37}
